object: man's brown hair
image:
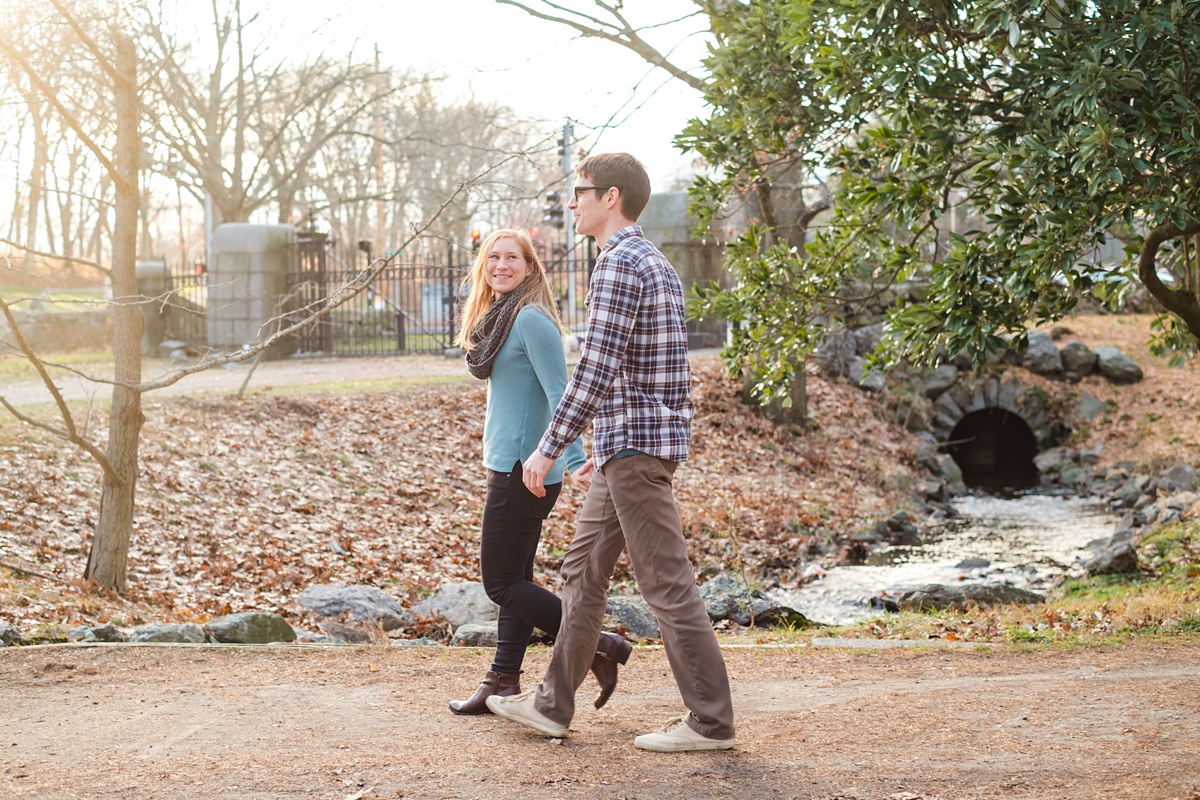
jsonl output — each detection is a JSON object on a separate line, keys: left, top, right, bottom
{"left": 576, "top": 152, "right": 651, "bottom": 221}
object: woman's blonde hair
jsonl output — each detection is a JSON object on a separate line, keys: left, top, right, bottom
{"left": 455, "top": 228, "right": 564, "bottom": 351}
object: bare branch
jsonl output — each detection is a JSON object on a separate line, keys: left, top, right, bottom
{"left": 0, "top": 559, "right": 70, "bottom": 585}
{"left": 0, "top": 238, "right": 112, "bottom": 277}
{"left": 495, "top": 0, "right": 707, "bottom": 91}
{"left": 0, "top": 40, "right": 127, "bottom": 191}
{"left": 46, "top": 0, "right": 120, "bottom": 85}
{"left": 0, "top": 296, "right": 120, "bottom": 485}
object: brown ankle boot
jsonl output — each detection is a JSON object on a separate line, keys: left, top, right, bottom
{"left": 590, "top": 631, "right": 633, "bottom": 710}
{"left": 449, "top": 670, "right": 521, "bottom": 715}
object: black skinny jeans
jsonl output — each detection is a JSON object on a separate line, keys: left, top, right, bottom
{"left": 480, "top": 461, "right": 564, "bottom": 675}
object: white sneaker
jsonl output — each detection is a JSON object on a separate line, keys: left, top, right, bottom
{"left": 486, "top": 691, "right": 569, "bottom": 738}
{"left": 634, "top": 717, "right": 735, "bottom": 752}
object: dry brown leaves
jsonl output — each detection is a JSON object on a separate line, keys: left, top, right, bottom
{"left": 0, "top": 354, "right": 920, "bottom": 636}
{"left": 4, "top": 313, "right": 1194, "bottom": 637}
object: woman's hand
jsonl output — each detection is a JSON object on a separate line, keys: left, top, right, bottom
{"left": 522, "top": 451, "right": 556, "bottom": 497}
{"left": 571, "top": 462, "right": 594, "bottom": 493}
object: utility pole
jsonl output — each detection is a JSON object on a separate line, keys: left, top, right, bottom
{"left": 561, "top": 121, "right": 575, "bottom": 314}
{"left": 373, "top": 45, "right": 385, "bottom": 261}
{"left": 204, "top": 190, "right": 213, "bottom": 270}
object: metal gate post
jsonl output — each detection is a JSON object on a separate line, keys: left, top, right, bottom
{"left": 446, "top": 240, "right": 457, "bottom": 346}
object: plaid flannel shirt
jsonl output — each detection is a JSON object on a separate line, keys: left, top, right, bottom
{"left": 538, "top": 226, "right": 694, "bottom": 466}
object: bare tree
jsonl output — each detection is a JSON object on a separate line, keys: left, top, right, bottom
{"left": 494, "top": 0, "right": 714, "bottom": 91}
{"left": 0, "top": 0, "right": 144, "bottom": 590}
{"left": 302, "top": 77, "right": 558, "bottom": 253}
{"left": 140, "top": 2, "right": 418, "bottom": 229}
{"left": 0, "top": 1, "right": 536, "bottom": 592}
{"left": 1, "top": 5, "right": 118, "bottom": 271}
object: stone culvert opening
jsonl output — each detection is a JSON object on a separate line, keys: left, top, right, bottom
{"left": 945, "top": 408, "right": 1039, "bottom": 490}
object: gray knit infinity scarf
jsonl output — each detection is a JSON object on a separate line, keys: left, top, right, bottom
{"left": 464, "top": 282, "right": 530, "bottom": 380}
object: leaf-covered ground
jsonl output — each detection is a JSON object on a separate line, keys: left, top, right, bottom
{"left": 3, "top": 313, "right": 1198, "bottom": 640}
{"left": 0, "top": 355, "right": 919, "bottom": 638}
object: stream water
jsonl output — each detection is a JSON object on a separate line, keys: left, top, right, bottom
{"left": 776, "top": 493, "right": 1122, "bottom": 626}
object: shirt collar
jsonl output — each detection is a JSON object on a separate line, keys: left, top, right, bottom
{"left": 602, "top": 225, "right": 643, "bottom": 252}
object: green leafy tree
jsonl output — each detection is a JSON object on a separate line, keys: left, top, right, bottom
{"left": 496, "top": 2, "right": 834, "bottom": 412}
{"left": 678, "top": 0, "right": 840, "bottom": 401}
{"left": 687, "top": 0, "right": 1200, "bottom": 395}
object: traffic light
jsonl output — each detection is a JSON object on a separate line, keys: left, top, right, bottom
{"left": 471, "top": 229, "right": 481, "bottom": 254}
{"left": 543, "top": 191, "right": 564, "bottom": 229}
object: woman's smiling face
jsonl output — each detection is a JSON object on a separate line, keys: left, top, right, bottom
{"left": 484, "top": 237, "right": 531, "bottom": 295}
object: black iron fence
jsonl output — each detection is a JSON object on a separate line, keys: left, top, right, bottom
{"left": 161, "top": 265, "right": 207, "bottom": 348}
{"left": 164, "top": 233, "right": 597, "bottom": 358}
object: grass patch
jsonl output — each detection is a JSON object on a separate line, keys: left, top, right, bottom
{"left": 244, "top": 372, "right": 472, "bottom": 398}
{"left": 0, "top": 349, "right": 114, "bottom": 381}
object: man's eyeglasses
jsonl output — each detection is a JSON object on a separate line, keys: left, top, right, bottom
{"left": 573, "top": 185, "right": 615, "bottom": 201}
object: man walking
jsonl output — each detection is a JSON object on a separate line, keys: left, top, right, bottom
{"left": 487, "top": 152, "right": 735, "bottom": 752}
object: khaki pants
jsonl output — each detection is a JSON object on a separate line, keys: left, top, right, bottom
{"left": 532, "top": 454, "right": 735, "bottom": 739}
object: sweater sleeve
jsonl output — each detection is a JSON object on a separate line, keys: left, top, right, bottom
{"left": 517, "top": 308, "right": 587, "bottom": 473}
{"left": 538, "top": 250, "right": 640, "bottom": 458}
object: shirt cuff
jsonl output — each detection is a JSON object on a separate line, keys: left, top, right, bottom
{"left": 538, "top": 434, "right": 565, "bottom": 461}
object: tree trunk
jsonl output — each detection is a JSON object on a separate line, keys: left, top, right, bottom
{"left": 25, "top": 93, "right": 47, "bottom": 252}
{"left": 1141, "top": 221, "right": 1200, "bottom": 341}
{"left": 85, "top": 34, "right": 142, "bottom": 593}
{"left": 743, "top": 364, "right": 808, "bottom": 427}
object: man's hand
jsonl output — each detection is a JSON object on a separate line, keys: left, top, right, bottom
{"left": 571, "top": 461, "right": 594, "bottom": 493}
{"left": 523, "top": 451, "right": 557, "bottom": 498}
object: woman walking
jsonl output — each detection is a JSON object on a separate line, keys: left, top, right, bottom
{"left": 449, "top": 229, "right": 631, "bottom": 716}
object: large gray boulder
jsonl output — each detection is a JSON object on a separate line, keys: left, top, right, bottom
{"left": 1074, "top": 394, "right": 1106, "bottom": 422}
{"left": 1020, "top": 331, "right": 1064, "bottom": 377}
{"left": 315, "top": 621, "right": 373, "bottom": 644}
{"left": 449, "top": 622, "right": 499, "bottom": 648}
{"left": 411, "top": 581, "right": 498, "bottom": 627}
{"left": 939, "top": 456, "right": 967, "bottom": 496}
{"left": 295, "top": 583, "right": 412, "bottom": 631}
{"left": 1060, "top": 341, "right": 1098, "bottom": 380}
{"left": 698, "top": 573, "right": 814, "bottom": 628}
{"left": 898, "top": 584, "right": 1044, "bottom": 612}
{"left": 921, "top": 364, "right": 958, "bottom": 398}
{"left": 1158, "top": 465, "right": 1199, "bottom": 494}
{"left": 605, "top": 598, "right": 660, "bottom": 640}
{"left": 206, "top": 612, "right": 296, "bottom": 644}
{"left": 128, "top": 623, "right": 207, "bottom": 644}
{"left": 851, "top": 323, "right": 885, "bottom": 355}
{"left": 1084, "top": 542, "right": 1139, "bottom": 576}
{"left": 69, "top": 623, "right": 127, "bottom": 643}
{"left": 817, "top": 330, "right": 858, "bottom": 379}
{"left": 1094, "top": 346, "right": 1144, "bottom": 384}
{"left": 1033, "top": 447, "right": 1074, "bottom": 475}
{"left": 847, "top": 356, "right": 885, "bottom": 392}
{"left": 1113, "top": 474, "right": 1153, "bottom": 508}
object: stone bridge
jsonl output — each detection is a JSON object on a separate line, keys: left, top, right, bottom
{"left": 820, "top": 326, "right": 1145, "bottom": 492}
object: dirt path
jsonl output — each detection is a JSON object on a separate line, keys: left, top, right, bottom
{"left": 3, "top": 642, "right": 1198, "bottom": 800}
{"left": 1, "top": 354, "right": 470, "bottom": 407}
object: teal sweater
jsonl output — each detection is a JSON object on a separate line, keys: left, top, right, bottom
{"left": 482, "top": 305, "right": 586, "bottom": 483}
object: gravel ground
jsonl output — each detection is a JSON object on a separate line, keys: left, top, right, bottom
{"left": 2, "top": 641, "right": 1199, "bottom": 800}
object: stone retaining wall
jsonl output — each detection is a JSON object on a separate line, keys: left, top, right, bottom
{"left": 1, "top": 308, "right": 112, "bottom": 352}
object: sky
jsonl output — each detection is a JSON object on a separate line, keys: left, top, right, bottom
{"left": 0, "top": 1, "right": 713, "bottom": 251}
{"left": 248, "top": 0, "right": 713, "bottom": 188}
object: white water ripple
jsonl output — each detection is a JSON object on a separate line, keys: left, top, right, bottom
{"left": 775, "top": 494, "right": 1121, "bottom": 626}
